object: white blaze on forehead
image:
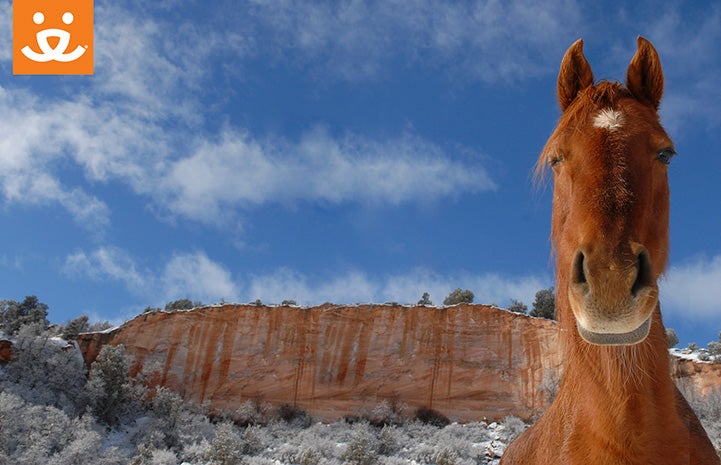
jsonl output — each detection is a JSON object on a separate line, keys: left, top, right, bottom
{"left": 593, "top": 108, "right": 625, "bottom": 131}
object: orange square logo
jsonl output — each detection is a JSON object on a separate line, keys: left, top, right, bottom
{"left": 13, "top": 0, "right": 94, "bottom": 75}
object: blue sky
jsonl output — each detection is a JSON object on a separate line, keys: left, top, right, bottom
{"left": 0, "top": 0, "right": 719, "bottom": 347}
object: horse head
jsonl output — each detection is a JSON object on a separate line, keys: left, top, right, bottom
{"left": 541, "top": 37, "right": 674, "bottom": 346}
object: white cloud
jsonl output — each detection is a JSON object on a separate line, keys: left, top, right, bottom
{"left": 64, "top": 247, "right": 147, "bottom": 292}
{"left": 661, "top": 255, "right": 721, "bottom": 318}
{"left": 64, "top": 245, "right": 550, "bottom": 309}
{"left": 0, "top": 2, "right": 499, "bottom": 230}
{"left": 635, "top": 5, "right": 721, "bottom": 131}
{"left": 0, "top": 1, "right": 9, "bottom": 63}
{"left": 247, "top": 267, "right": 550, "bottom": 307}
{"left": 243, "top": 0, "right": 583, "bottom": 82}
{"left": 162, "top": 252, "right": 239, "bottom": 303}
{"left": 64, "top": 247, "right": 239, "bottom": 304}
{"left": 161, "top": 127, "right": 494, "bottom": 223}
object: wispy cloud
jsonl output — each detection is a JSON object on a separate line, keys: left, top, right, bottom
{"left": 63, "top": 246, "right": 549, "bottom": 308}
{"left": 160, "top": 127, "right": 494, "bottom": 224}
{"left": 64, "top": 247, "right": 148, "bottom": 293}
{"left": 0, "top": 2, "right": 498, "bottom": 230}
{"left": 246, "top": 266, "right": 550, "bottom": 307}
{"left": 63, "top": 248, "right": 239, "bottom": 304}
{"left": 243, "top": 0, "right": 583, "bottom": 82}
{"left": 161, "top": 252, "right": 239, "bottom": 303}
{"left": 661, "top": 255, "right": 721, "bottom": 319}
{"left": 638, "top": 5, "right": 721, "bottom": 132}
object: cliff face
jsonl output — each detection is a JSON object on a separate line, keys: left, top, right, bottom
{"left": 78, "top": 304, "right": 563, "bottom": 421}
{"left": 671, "top": 357, "right": 721, "bottom": 399}
{"left": 77, "top": 304, "right": 720, "bottom": 422}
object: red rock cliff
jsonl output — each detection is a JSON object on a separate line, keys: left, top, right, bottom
{"left": 78, "top": 304, "right": 563, "bottom": 421}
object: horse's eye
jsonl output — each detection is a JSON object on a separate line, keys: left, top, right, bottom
{"left": 549, "top": 155, "right": 563, "bottom": 168}
{"left": 656, "top": 147, "right": 676, "bottom": 165}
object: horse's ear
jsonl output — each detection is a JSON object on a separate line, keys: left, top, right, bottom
{"left": 558, "top": 38, "right": 594, "bottom": 111}
{"left": 626, "top": 36, "right": 664, "bottom": 110}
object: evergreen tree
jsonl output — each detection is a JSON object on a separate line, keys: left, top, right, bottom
{"left": 417, "top": 292, "right": 432, "bottom": 306}
{"left": 63, "top": 315, "right": 90, "bottom": 340}
{"left": 529, "top": 287, "right": 555, "bottom": 320}
{"left": 508, "top": 299, "right": 528, "bottom": 314}
{"left": 0, "top": 295, "right": 49, "bottom": 335}
{"left": 665, "top": 328, "right": 679, "bottom": 348}
{"left": 84, "top": 344, "right": 135, "bottom": 425}
{"left": 443, "top": 289, "right": 474, "bottom": 305}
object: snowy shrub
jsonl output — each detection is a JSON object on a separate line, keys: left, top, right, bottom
{"left": 366, "top": 399, "right": 407, "bottom": 426}
{"left": 84, "top": 344, "right": 140, "bottom": 425}
{"left": 180, "top": 439, "right": 211, "bottom": 464}
{"left": 234, "top": 399, "right": 271, "bottom": 426}
{"left": 708, "top": 341, "right": 721, "bottom": 363}
{"left": 378, "top": 425, "right": 401, "bottom": 456}
{"left": 298, "top": 447, "right": 322, "bottom": 465}
{"left": 500, "top": 416, "right": 526, "bottom": 441}
{"left": 2, "top": 333, "right": 86, "bottom": 413}
{"left": 146, "top": 386, "right": 186, "bottom": 449}
{"left": 242, "top": 425, "right": 268, "bottom": 456}
{"left": 206, "top": 421, "right": 244, "bottom": 465}
{"left": 0, "top": 296, "right": 49, "bottom": 336}
{"left": 433, "top": 448, "right": 458, "bottom": 465}
{"left": 244, "top": 458, "right": 276, "bottom": 465}
{"left": 342, "top": 423, "right": 379, "bottom": 465}
{"left": 150, "top": 448, "right": 177, "bottom": 465}
{"left": 0, "top": 392, "right": 124, "bottom": 465}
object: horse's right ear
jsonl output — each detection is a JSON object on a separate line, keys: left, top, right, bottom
{"left": 557, "top": 39, "right": 594, "bottom": 111}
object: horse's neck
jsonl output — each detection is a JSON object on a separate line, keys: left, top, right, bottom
{"left": 558, "top": 307, "right": 678, "bottom": 432}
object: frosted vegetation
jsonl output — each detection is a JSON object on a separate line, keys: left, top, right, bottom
{"left": 1, "top": 296, "right": 720, "bottom": 463}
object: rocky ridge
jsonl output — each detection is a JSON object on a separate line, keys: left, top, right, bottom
{"left": 77, "top": 303, "right": 720, "bottom": 422}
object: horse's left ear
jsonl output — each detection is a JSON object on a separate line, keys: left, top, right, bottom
{"left": 626, "top": 36, "right": 664, "bottom": 110}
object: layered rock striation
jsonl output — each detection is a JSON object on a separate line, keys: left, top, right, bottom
{"left": 77, "top": 304, "right": 720, "bottom": 422}
{"left": 78, "top": 304, "right": 564, "bottom": 421}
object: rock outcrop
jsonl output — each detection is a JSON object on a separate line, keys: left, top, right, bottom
{"left": 671, "top": 356, "right": 721, "bottom": 399}
{"left": 0, "top": 339, "right": 14, "bottom": 363}
{"left": 78, "top": 304, "right": 563, "bottom": 421}
{"left": 77, "top": 304, "right": 720, "bottom": 422}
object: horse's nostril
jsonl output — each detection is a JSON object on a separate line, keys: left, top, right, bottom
{"left": 572, "top": 250, "right": 587, "bottom": 285}
{"left": 631, "top": 249, "right": 653, "bottom": 297}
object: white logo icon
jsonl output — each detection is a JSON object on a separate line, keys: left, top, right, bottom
{"left": 21, "top": 11, "right": 88, "bottom": 63}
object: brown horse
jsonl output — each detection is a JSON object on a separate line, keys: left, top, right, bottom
{"left": 500, "top": 37, "right": 720, "bottom": 465}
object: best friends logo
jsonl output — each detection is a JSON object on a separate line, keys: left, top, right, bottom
{"left": 13, "top": 0, "right": 94, "bottom": 74}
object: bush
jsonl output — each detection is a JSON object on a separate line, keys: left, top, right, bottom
{"left": 234, "top": 399, "right": 272, "bottom": 427}
{"left": 665, "top": 328, "right": 679, "bottom": 348}
{"left": 501, "top": 415, "right": 527, "bottom": 441}
{"left": 342, "top": 423, "right": 379, "bottom": 465}
{"left": 277, "top": 403, "right": 311, "bottom": 427}
{"left": 443, "top": 289, "right": 474, "bottom": 306}
{"left": 206, "top": 422, "right": 244, "bottom": 465}
{"left": 414, "top": 407, "right": 450, "bottom": 427}
{"left": 366, "top": 399, "right": 407, "bottom": 427}
{"left": 433, "top": 448, "right": 457, "bottom": 465}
